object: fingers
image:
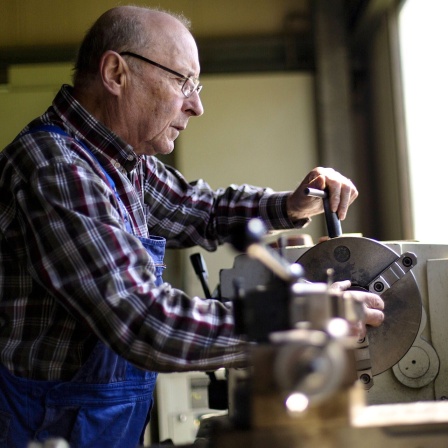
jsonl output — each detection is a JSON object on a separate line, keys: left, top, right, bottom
{"left": 330, "top": 280, "right": 351, "bottom": 292}
{"left": 343, "top": 290, "right": 385, "bottom": 332}
{"left": 333, "top": 181, "right": 357, "bottom": 221}
{"left": 349, "top": 321, "right": 365, "bottom": 339}
{"left": 364, "top": 307, "right": 385, "bottom": 327}
{"left": 326, "top": 175, "right": 358, "bottom": 221}
{"left": 347, "top": 299, "right": 384, "bottom": 339}
{"left": 327, "top": 280, "right": 386, "bottom": 339}
{"left": 287, "top": 167, "right": 357, "bottom": 222}
{"left": 362, "top": 292, "right": 385, "bottom": 313}
{"left": 363, "top": 291, "right": 385, "bottom": 328}
{"left": 307, "top": 167, "right": 358, "bottom": 221}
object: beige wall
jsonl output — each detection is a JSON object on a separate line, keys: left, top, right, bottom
{"left": 0, "top": 63, "right": 73, "bottom": 148}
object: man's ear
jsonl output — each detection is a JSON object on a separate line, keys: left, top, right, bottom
{"left": 100, "top": 51, "right": 128, "bottom": 95}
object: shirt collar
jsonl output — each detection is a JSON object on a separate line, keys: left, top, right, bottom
{"left": 52, "top": 84, "right": 139, "bottom": 173}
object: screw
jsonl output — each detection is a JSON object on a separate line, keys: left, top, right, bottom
{"left": 360, "top": 374, "right": 371, "bottom": 384}
{"left": 373, "top": 282, "right": 384, "bottom": 292}
{"left": 402, "top": 256, "right": 413, "bottom": 268}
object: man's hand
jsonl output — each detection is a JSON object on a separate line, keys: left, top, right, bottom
{"left": 287, "top": 167, "right": 358, "bottom": 222}
{"left": 331, "top": 280, "right": 385, "bottom": 339}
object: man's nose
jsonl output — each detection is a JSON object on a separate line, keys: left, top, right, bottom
{"left": 185, "top": 90, "right": 204, "bottom": 117}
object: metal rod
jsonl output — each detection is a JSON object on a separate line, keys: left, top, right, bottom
{"left": 304, "top": 187, "right": 327, "bottom": 198}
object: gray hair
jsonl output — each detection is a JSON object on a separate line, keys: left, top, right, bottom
{"left": 73, "top": 6, "right": 191, "bottom": 88}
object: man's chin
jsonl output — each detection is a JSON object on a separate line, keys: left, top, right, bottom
{"left": 157, "top": 143, "right": 175, "bottom": 156}
{"left": 136, "top": 141, "right": 174, "bottom": 156}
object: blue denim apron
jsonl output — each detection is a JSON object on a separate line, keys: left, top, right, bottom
{"left": 0, "top": 126, "right": 165, "bottom": 447}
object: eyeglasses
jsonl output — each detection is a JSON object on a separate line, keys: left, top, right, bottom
{"left": 120, "top": 51, "right": 202, "bottom": 98}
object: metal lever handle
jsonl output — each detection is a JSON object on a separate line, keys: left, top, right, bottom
{"left": 190, "top": 252, "right": 212, "bottom": 298}
{"left": 304, "top": 187, "right": 342, "bottom": 238}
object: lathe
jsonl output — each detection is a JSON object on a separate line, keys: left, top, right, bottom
{"left": 203, "top": 201, "right": 448, "bottom": 446}
{"left": 221, "top": 234, "right": 448, "bottom": 405}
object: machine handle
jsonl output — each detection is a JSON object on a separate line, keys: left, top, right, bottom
{"left": 190, "top": 252, "right": 212, "bottom": 298}
{"left": 304, "top": 187, "right": 342, "bottom": 238}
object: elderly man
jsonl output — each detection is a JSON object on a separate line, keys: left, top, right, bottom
{"left": 0, "top": 5, "right": 384, "bottom": 447}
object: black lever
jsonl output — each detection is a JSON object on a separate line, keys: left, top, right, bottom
{"left": 190, "top": 252, "right": 212, "bottom": 298}
{"left": 190, "top": 253, "right": 229, "bottom": 410}
{"left": 304, "top": 187, "right": 342, "bottom": 238}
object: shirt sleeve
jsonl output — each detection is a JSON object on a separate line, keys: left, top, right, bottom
{"left": 142, "top": 156, "right": 310, "bottom": 251}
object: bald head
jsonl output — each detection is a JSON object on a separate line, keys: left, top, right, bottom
{"left": 73, "top": 6, "right": 192, "bottom": 89}
{"left": 71, "top": 5, "right": 203, "bottom": 156}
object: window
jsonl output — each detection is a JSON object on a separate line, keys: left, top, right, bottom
{"left": 399, "top": 0, "right": 448, "bottom": 243}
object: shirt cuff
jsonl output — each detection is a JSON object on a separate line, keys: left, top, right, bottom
{"left": 259, "top": 192, "right": 311, "bottom": 230}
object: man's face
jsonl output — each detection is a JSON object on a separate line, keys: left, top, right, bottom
{"left": 123, "top": 27, "right": 204, "bottom": 156}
